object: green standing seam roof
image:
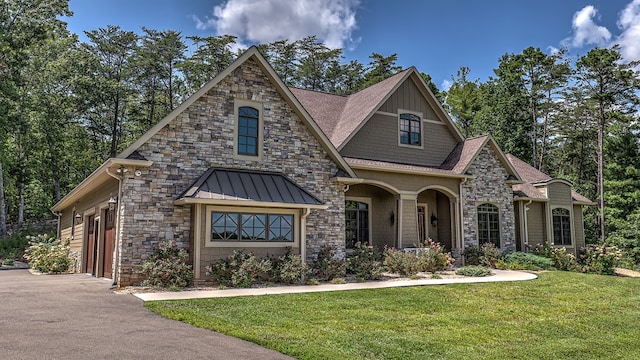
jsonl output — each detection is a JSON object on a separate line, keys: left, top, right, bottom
{"left": 178, "top": 168, "right": 324, "bottom": 206}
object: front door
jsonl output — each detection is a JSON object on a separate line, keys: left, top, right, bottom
{"left": 417, "top": 206, "right": 427, "bottom": 245}
{"left": 84, "top": 215, "right": 96, "bottom": 274}
{"left": 102, "top": 208, "right": 115, "bottom": 279}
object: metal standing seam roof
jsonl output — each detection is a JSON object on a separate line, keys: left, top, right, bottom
{"left": 178, "top": 168, "right": 324, "bottom": 206}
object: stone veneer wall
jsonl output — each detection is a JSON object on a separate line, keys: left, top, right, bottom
{"left": 116, "top": 58, "right": 345, "bottom": 286}
{"left": 461, "top": 147, "right": 516, "bottom": 252}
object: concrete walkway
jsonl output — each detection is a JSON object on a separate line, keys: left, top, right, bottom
{"left": 135, "top": 269, "right": 537, "bottom": 302}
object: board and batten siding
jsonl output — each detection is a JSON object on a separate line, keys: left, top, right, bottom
{"left": 526, "top": 202, "right": 547, "bottom": 247}
{"left": 379, "top": 78, "right": 438, "bottom": 120}
{"left": 573, "top": 205, "right": 586, "bottom": 250}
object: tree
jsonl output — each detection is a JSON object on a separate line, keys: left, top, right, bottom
{"left": 575, "top": 46, "right": 640, "bottom": 244}
{"left": 295, "top": 36, "right": 343, "bottom": 92}
{"left": 362, "top": 53, "right": 402, "bottom": 89}
{"left": 445, "top": 67, "right": 481, "bottom": 137}
{"left": 180, "top": 35, "right": 237, "bottom": 94}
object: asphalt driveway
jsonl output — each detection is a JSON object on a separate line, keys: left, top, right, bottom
{"left": 0, "top": 270, "right": 293, "bottom": 360}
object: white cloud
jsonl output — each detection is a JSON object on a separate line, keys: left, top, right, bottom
{"left": 565, "top": 5, "right": 612, "bottom": 48}
{"left": 616, "top": 0, "right": 640, "bottom": 62}
{"left": 441, "top": 79, "right": 452, "bottom": 92}
{"left": 194, "top": 0, "right": 360, "bottom": 49}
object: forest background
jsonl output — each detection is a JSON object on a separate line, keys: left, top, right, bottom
{"left": 1, "top": 0, "right": 639, "bottom": 263}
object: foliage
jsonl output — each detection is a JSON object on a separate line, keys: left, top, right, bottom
{"left": 382, "top": 247, "right": 423, "bottom": 276}
{"left": 206, "top": 250, "right": 271, "bottom": 288}
{"left": 346, "top": 243, "right": 384, "bottom": 280}
{"left": 479, "top": 242, "right": 501, "bottom": 268}
{"left": 579, "top": 244, "right": 623, "bottom": 275}
{"left": 139, "top": 240, "right": 193, "bottom": 288}
{"left": 310, "top": 246, "right": 346, "bottom": 281}
{"left": 421, "top": 239, "right": 454, "bottom": 273}
{"left": 269, "top": 248, "right": 308, "bottom": 284}
{"left": 527, "top": 242, "right": 553, "bottom": 258}
{"left": 0, "top": 228, "right": 31, "bottom": 259}
{"left": 462, "top": 246, "right": 481, "bottom": 265}
{"left": 455, "top": 265, "right": 493, "bottom": 277}
{"left": 550, "top": 247, "right": 578, "bottom": 271}
{"left": 23, "top": 234, "right": 71, "bottom": 273}
{"left": 503, "top": 252, "right": 553, "bottom": 270}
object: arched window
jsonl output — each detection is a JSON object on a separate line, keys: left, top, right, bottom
{"left": 552, "top": 208, "right": 571, "bottom": 245}
{"left": 399, "top": 113, "right": 422, "bottom": 146}
{"left": 477, "top": 203, "right": 500, "bottom": 247}
{"left": 238, "top": 106, "right": 259, "bottom": 156}
{"left": 345, "top": 200, "right": 369, "bottom": 249}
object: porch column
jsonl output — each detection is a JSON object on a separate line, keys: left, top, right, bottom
{"left": 398, "top": 192, "right": 418, "bottom": 248}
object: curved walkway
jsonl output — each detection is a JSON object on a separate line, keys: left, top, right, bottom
{"left": 136, "top": 269, "right": 537, "bottom": 302}
{"left": 0, "top": 270, "right": 293, "bottom": 360}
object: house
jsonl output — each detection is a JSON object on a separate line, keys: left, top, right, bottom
{"left": 51, "top": 47, "right": 593, "bottom": 286}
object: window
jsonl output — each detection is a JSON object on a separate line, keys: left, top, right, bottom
{"left": 237, "top": 106, "right": 259, "bottom": 156}
{"left": 399, "top": 113, "right": 421, "bottom": 146}
{"left": 477, "top": 203, "right": 500, "bottom": 247}
{"left": 552, "top": 208, "right": 571, "bottom": 246}
{"left": 345, "top": 200, "right": 369, "bottom": 249}
{"left": 211, "top": 212, "right": 293, "bottom": 242}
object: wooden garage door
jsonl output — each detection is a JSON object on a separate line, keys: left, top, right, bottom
{"left": 103, "top": 209, "right": 115, "bottom": 279}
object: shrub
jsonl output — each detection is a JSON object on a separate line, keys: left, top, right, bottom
{"left": 456, "top": 265, "right": 492, "bottom": 277}
{"left": 270, "top": 248, "right": 308, "bottom": 284}
{"left": 580, "top": 244, "right": 623, "bottom": 275}
{"left": 346, "top": 243, "right": 384, "bottom": 280}
{"left": 463, "top": 247, "right": 481, "bottom": 266}
{"left": 383, "top": 247, "right": 423, "bottom": 276}
{"left": 527, "top": 243, "right": 553, "bottom": 258}
{"left": 207, "top": 250, "right": 271, "bottom": 288}
{"left": 503, "top": 252, "right": 553, "bottom": 270}
{"left": 139, "top": 240, "right": 193, "bottom": 288}
{"left": 24, "top": 234, "right": 71, "bottom": 273}
{"left": 421, "top": 239, "right": 454, "bottom": 273}
{"left": 0, "top": 231, "right": 30, "bottom": 260}
{"left": 479, "top": 242, "right": 501, "bottom": 268}
{"left": 310, "top": 246, "right": 346, "bottom": 281}
{"left": 550, "top": 247, "right": 578, "bottom": 271}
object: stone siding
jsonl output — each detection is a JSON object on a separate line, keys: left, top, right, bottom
{"left": 116, "top": 58, "right": 345, "bottom": 285}
{"left": 461, "top": 147, "right": 516, "bottom": 252}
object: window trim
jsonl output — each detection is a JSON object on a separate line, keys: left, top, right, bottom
{"left": 205, "top": 206, "right": 299, "bottom": 247}
{"left": 551, "top": 206, "right": 573, "bottom": 247}
{"left": 233, "top": 100, "right": 264, "bottom": 160}
{"left": 345, "top": 197, "right": 372, "bottom": 249}
{"left": 476, "top": 202, "right": 501, "bottom": 248}
{"left": 397, "top": 109, "right": 424, "bottom": 149}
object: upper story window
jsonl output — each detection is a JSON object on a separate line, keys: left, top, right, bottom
{"left": 238, "top": 106, "right": 259, "bottom": 156}
{"left": 399, "top": 113, "right": 422, "bottom": 146}
{"left": 477, "top": 203, "right": 500, "bottom": 247}
{"left": 552, "top": 208, "right": 571, "bottom": 246}
{"left": 234, "top": 101, "right": 263, "bottom": 160}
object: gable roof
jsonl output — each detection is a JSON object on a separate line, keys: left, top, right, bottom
{"left": 440, "top": 135, "right": 521, "bottom": 180}
{"left": 118, "top": 46, "right": 356, "bottom": 178}
{"left": 291, "top": 67, "right": 464, "bottom": 150}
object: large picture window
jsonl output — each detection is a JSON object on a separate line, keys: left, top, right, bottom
{"left": 552, "top": 208, "right": 571, "bottom": 246}
{"left": 237, "top": 106, "right": 259, "bottom": 156}
{"left": 345, "top": 200, "right": 369, "bottom": 249}
{"left": 211, "top": 212, "right": 293, "bottom": 242}
{"left": 399, "top": 113, "right": 422, "bottom": 146}
{"left": 477, "top": 203, "right": 500, "bottom": 247}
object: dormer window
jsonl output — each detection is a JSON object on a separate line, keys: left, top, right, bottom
{"left": 399, "top": 112, "right": 422, "bottom": 147}
{"left": 234, "top": 100, "right": 263, "bottom": 160}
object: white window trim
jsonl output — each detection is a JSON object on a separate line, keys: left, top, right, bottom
{"left": 475, "top": 201, "right": 501, "bottom": 248}
{"left": 345, "top": 197, "right": 373, "bottom": 248}
{"left": 205, "top": 205, "right": 299, "bottom": 247}
{"left": 233, "top": 99, "right": 264, "bottom": 161}
{"left": 397, "top": 109, "right": 424, "bottom": 149}
{"left": 551, "top": 205, "right": 574, "bottom": 247}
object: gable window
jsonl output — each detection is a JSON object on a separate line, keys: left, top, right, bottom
{"left": 399, "top": 113, "right": 422, "bottom": 146}
{"left": 211, "top": 211, "right": 293, "bottom": 242}
{"left": 345, "top": 200, "right": 369, "bottom": 249}
{"left": 477, "top": 203, "right": 500, "bottom": 247}
{"left": 552, "top": 208, "right": 572, "bottom": 246}
{"left": 238, "top": 106, "right": 259, "bottom": 156}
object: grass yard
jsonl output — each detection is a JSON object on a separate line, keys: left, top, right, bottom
{"left": 146, "top": 272, "right": 640, "bottom": 359}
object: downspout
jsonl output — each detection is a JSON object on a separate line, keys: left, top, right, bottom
{"left": 524, "top": 199, "right": 532, "bottom": 251}
{"left": 301, "top": 208, "right": 311, "bottom": 263}
{"left": 106, "top": 167, "right": 124, "bottom": 286}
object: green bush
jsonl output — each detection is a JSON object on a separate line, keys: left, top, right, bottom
{"left": 580, "top": 244, "right": 622, "bottom": 275}
{"left": 527, "top": 243, "right": 553, "bottom": 258}
{"left": 347, "top": 243, "right": 384, "bottom": 280}
{"left": 310, "top": 246, "right": 346, "bottom": 281}
{"left": 550, "top": 247, "right": 578, "bottom": 271}
{"left": 139, "top": 240, "right": 193, "bottom": 288}
{"left": 479, "top": 242, "right": 501, "bottom": 268}
{"left": 0, "top": 232, "right": 30, "bottom": 260}
{"left": 456, "top": 265, "right": 492, "bottom": 277}
{"left": 422, "top": 239, "right": 454, "bottom": 273}
{"left": 23, "top": 234, "right": 71, "bottom": 273}
{"left": 383, "top": 247, "right": 423, "bottom": 276}
{"left": 270, "top": 248, "right": 308, "bottom": 284}
{"left": 463, "top": 247, "right": 481, "bottom": 266}
{"left": 503, "top": 252, "right": 553, "bottom": 270}
{"left": 207, "top": 250, "right": 271, "bottom": 288}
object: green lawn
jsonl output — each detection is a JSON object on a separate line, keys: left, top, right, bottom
{"left": 146, "top": 272, "right": 640, "bottom": 360}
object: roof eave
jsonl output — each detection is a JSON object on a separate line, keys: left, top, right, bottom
{"left": 349, "top": 163, "right": 474, "bottom": 179}
{"left": 174, "top": 198, "right": 328, "bottom": 209}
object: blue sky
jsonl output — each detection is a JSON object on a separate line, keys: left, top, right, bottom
{"left": 64, "top": 0, "right": 640, "bottom": 90}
